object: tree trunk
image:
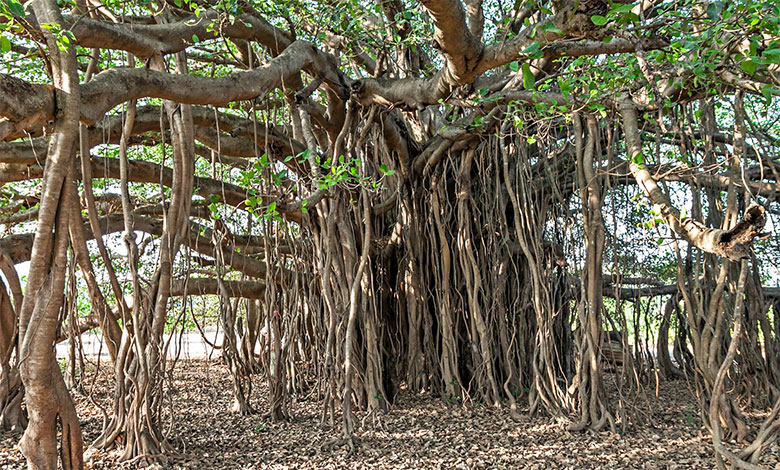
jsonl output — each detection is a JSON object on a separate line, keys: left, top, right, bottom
{"left": 16, "top": 0, "right": 85, "bottom": 466}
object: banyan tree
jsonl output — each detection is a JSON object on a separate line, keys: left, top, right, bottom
{"left": 1, "top": 0, "right": 780, "bottom": 468}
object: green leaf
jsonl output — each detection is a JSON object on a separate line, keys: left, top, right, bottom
{"left": 610, "top": 3, "right": 635, "bottom": 14}
{"left": 509, "top": 61, "right": 519, "bottom": 72}
{"left": 6, "top": 0, "right": 25, "bottom": 17}
{"left": 192, "top": 34, "right": 199, "bottom": 43}
{"left": 632, "top": 153, "right": 644, "bottom": 165}
{"left": 763, "top": 48, "right": 780, "bottom": 58}
{"left": 591, "top": 15, "right": 608, "bottom": 26}
{"left": 540, "top": 23, "right": 563, "bottom": 34}
{"left": 521, "top": 63, "right": 535, "bottom": 90}
{"left": 0, "top": 36, "right": 10, "bottom": 53}
{"left": 761, "top": 85, "right": 778, "bottom": 101}
{"left": 740, "top": 60, "right": 757, "bottom": 75}
{"left": 521, "top": 41, "right": 540, "bottom": 56}
{"left": 706, "top": 1, "right": 725, "bottom": 21}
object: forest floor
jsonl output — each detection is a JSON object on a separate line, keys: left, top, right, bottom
{"left": 1, "top": 359, "right": 778, "bottom": 469}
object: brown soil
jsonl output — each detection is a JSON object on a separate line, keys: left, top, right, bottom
{"left": 1, "top": 359, "right": 778, "bottom": 469}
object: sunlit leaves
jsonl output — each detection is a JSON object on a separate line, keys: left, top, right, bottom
{"left": 740, "top": 60, "right": 757, "bottom": 75}
{"left": 521, "top": 63, "right": 535, "bottom": 90}
{"left": 522, "top": 40, "right": 542, "bottom": 58}
{"left": 2, "top": 0, "right": 25, "bottom": 18}
{"left": 378, "top": 163, "right": 395, "bottom": 176}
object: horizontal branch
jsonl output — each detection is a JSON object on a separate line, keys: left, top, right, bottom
{"left": 353, "top": 35, "right": 668, "bottom": 109}
{"left": 609, "top": 159, "right": 780, "bottom": 199}
{"left": 603, "top": 283, "right": 780, "bottom": 300}
{"left": 0, "top": 148, "right": 312, "bottom": 222}
{"left": 0, "top": 41, "right": 347, "bottom": 130}
{"left": 603, "top": 284, "right": 678, "bottom": 299}
{"left": 621, "top": 103, "right": 768, "bottom": 261}
{"left": 81, "top": 41, "right": 345, "bottom": 124}
{"left": 65, "top": 10, "right": 294, "bottom": 58}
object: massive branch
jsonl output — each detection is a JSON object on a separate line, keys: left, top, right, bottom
{"left": 0, "top": 40, "right": 346, "bottom": 133}
{"left": 354, "top": 31, "right": 667, "bottom": 109}
{"left": 64, "top": 10, "right": 293, "bottom": 58}
{"left": 621, "top": 104, "right": 768, "bottom": 261}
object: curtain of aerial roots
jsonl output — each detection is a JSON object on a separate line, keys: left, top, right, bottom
{"left": 570, "top": 114, "right": 613, "bottom": 432}
{"left": 213, "top": 220, "right": 254, "bottom": 415}
{"left": 301, "top": 106, "right": 591, "bottom": 445}
{"left": 671, "top": 100, "right": 745, "bottom": 443}
{"left": 261, "top": 215, "right": 310, "bottom": 423}
{"left": 500, "top": 122, "right": 575, "bottom": 416}
{"left": 93, "top": 53, "right": 194, "bottom": 463}
{"left": 729, "top": 94, "right": 780, "bottom": 412}
{"left": 408, "top": 125, "right": 573, "bottom": 415}
{"left": 655, "top": 96, "right": 780, "bottom": 466}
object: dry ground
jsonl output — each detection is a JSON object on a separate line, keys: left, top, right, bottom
{"left": 2, "top": 359, "right": 779, "bottom": 469}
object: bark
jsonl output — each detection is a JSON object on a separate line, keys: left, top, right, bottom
{"left": 16, "top": 0, "right": 85, "bottom": 466}
{"left": 570, "top": 113, "right": 613, "bottom": 432}
{"left": 0, "top": 41, "right": 345, "bottom": 127}
{"left": 620, "top": 103, "right": 767, "bottom": 261}
{"left": 342, "top": 191, "right": 372, "bottom": 446}
{"left": 0, "top": 279, "right": 25, "bottom": 431}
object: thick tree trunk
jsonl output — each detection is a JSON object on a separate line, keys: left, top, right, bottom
{"left": 16, "top": 0, "right": 85, "bottom": 466}
{"left": 19, "top": 166, "right": 85, "bottom": 470}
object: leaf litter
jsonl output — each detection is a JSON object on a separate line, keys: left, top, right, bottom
{"left": 1, "top": 359, "right": 778, "bottom": 469}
